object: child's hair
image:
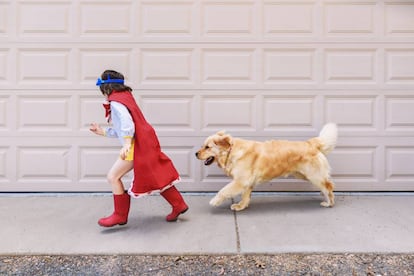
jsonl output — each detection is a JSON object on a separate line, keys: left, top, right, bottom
{"left": 98, "top": 70, "right": 132, "bottom": 96}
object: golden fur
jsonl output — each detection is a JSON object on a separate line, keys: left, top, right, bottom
{"left": 195, "top": 123, "right": 338, "bottom": 211}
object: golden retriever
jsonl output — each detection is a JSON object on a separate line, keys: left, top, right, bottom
{"left": 195, "top": 123, "right": 338, "bottom": 211}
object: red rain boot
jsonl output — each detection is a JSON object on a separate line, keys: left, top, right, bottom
{"left": 161, "top": 186, "right": 188, "bottom": 222}
{"left": 98, "top": 193, "right": 131, "bottom": 227}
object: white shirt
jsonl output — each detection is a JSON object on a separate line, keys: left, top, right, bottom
{"left": 104, "top": 101, "right": 135, "bottom": 145}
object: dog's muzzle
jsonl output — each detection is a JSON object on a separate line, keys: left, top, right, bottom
{"left": 195, "top": 152, "right": 215, "bottom": 166}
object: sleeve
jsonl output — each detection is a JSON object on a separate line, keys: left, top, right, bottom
{"left": 104, "top": 127, "right": 118, "bottom": 138}
{"left": 110, "top": 101, "right": 135, "bottom": 138}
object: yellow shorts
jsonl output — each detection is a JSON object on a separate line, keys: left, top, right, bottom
{"left": 124, "top": 140, "right": 134, "bottom": 161}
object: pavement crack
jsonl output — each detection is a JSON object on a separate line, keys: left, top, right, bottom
{"left": 232, "top": 198, "right": 241, "bottom": 253}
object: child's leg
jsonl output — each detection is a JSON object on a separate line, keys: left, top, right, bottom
{"left": 98, "top": 159, "right": 134, "bottom": 227}
{"left": 161, "top": 186, "right": 188, "bottom": 222}
{"left": 107, "top": 158, "right": 134, "bottom": 194}
{"left": 98, "top": 193, "right": 131, "bottom": 227}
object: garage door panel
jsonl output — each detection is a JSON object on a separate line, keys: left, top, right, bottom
{"left": 385, "top": 96, "right": 414, "bottom": 133}
{"left": 264, "top": 2, "right": 315, "bottom": 36}
{"left": 141, "top": 2, "right": 194, "bottom": 37}
{"left": 202, "top": 1, "right": 255, "bottom": 37}
{"left": 385, "top": 2, "right": 414, "bottom": 36}
{"left": 328, "top": 146, "right": 378, "bottom": 180}
{"left": 79, "top": 48, "right": 133, "bottom": 85}
{"left": 140, "top": 48, "right": 195, "bottom": 85}
{"left": 201, "top": 95, "right": 256, "bottom": 132}
{"left": 263, "top": 95, "right": 317, "bottom": 131}
{"left": 263, "top": 48, "right": 316, "bottom": 83}
{"left": 17, "top": 96, "right": 72, "bottom": 131}
{"left": 325, "top": 96, "right": 378, "bottom": 131}
{"left": 18, "top": 2, "right": 71, "bottom": 37}
{"left": 324, "top": 2, "right": 377, "bottom": 36}
{"left": 324, "top": 48, "right": 377, "bottom": 83}
{"left": 385, "top": 49, "right": 414, "bottom": 83}
{"left": 141, "top": 95, "right": 196, "bottom": 132}
{"left": 201, "top": 48, "right": 256, "bottom": 84}
{"left": 386, "top": 147, "right": 414, "bottom": 181}
{"left": 18, "top": 146, "right": 71, "bottom": 180}
{"left": 17, "top": 48, "right": 72, "bottom": 84}
{"left": 79, "top": 2, "right": 133, "bottom": 37}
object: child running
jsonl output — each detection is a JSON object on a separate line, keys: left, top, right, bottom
{"left": 90, "top": 70, "right": 188, "bottom": 227}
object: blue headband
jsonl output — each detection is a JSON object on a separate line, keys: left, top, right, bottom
{"left": 96, "top": 75, "right": 124, "bottom": 86}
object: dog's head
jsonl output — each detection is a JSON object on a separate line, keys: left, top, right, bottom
{"left": 195, "top": 130, "right": 232, "bottom": 166}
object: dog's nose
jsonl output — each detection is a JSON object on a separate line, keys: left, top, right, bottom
{"left": 195, "top": 152, "right": 199, "bottom": 158}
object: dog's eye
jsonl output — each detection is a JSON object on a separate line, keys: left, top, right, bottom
{"left": 204, "top": 146, "right": 210, "bottom": 150}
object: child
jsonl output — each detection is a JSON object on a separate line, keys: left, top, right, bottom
{"left": 90, "top": 70, "right": 188, "bottom": 227}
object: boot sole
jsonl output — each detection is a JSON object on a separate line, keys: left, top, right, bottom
{"left": 166, "top": 207, "right": 189, "bottom": 222}
{"left": 98, "top": 221, "right": 128, "bottom": 227}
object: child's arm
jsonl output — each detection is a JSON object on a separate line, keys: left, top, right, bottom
{"left": 89, "top": 123, "right": 105, "bottom": 136}
{"left": 90, "top": 123, "right": 118, "bottom": 138}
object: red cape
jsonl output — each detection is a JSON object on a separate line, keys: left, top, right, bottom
{"left": 108, "top": 91, "right": 180, "bottom": 196}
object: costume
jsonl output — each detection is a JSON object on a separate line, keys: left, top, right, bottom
{"left": 107, "top": 91, "right": 180, "bottom": 197}
{"left": 96, "top": 76, "right": 187, "bottom": 226}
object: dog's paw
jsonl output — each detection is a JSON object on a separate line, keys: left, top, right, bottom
{"left": 230, "top": 203, "right": 246, "bottom": 211}
{"left": 209, "top": 196, "right": 222, "bottom": 207}
{"left": 320, "top": 201, "right": 333, "bottom": 208}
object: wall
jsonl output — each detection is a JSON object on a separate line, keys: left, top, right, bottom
{"left": 0, "top": 0, "right": 414, "bottom": 192}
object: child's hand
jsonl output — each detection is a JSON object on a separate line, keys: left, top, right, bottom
{"left": 89, "top": 123, "right": 104, "bottom": 136}
{"left": 120, "top": 143, "right": 131, "bottom": 160}
{"left": 120, "top": 137, "right": 133, "bottom": 160}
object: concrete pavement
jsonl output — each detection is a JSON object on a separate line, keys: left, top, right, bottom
{"left": 1, "top": 193, "right": 414, "bottom": 255}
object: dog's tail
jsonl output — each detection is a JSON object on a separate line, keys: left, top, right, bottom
{"left": 317, "top": 123, "right": 338, "bottom": 155}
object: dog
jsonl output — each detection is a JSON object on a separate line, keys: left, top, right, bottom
{"left": 195, "top": 123, "right": 338, "bottom": 211}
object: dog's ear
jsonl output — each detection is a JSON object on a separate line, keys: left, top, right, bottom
{"left": 215, "top": 134, "right": 232, "bottom": 148}
{"left": 216, "top": 130, "right": 226, "bottom": 136}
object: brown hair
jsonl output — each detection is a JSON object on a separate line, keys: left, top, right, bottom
{"left": 98, "top": 70, "right": 132, "bottom": 96}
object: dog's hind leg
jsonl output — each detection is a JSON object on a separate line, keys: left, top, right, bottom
{"left": 210, "top": 180, "right": 244, "bottom": 208}
{"left": 231, "top": 186, "right": 253, "bottom": 211}
{"left": 307, "top": 180, "right": 333, "bottom": 207}
{"left": 307, "top": 176, "right": 335, "bottom": 207}
{"left": 302, "top": 153, "right": 335, "bottom": 207}
{"left": 320, "top": 179, "right": 335, "bottom": 207}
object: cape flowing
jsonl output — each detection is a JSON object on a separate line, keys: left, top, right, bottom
{"left": 108, "top": 91, "right": 180, "bottom": 197}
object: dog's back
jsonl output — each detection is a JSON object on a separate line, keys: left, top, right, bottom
{"left": 228, "top": 123, "right": 338, "bottom": 183}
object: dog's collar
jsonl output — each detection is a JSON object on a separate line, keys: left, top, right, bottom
{"left": 223, "top": 146, "right": 232, "bottom": 169}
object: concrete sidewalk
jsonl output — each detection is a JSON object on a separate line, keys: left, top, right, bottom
{"left": 1, "top": 193, "right": 414, "bottom": 255}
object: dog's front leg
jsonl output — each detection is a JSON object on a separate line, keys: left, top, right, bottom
{"left": 231, "top": 186, "right": 253, "bottom": 211}
{"left": 210, "top": 180, "right": 243, "bottom": 207}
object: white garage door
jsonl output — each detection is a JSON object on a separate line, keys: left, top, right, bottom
{"left": 1, "top": 0, "right": 414, "bottom": 192}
